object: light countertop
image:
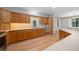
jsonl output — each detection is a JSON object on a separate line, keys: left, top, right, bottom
{"left": 0, "top": 32, "right": 7, "bottom": 38}
{"left": 0, "top": 27, "right": 45, "bottom": 32}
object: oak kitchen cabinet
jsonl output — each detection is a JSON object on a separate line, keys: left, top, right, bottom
{"left": 48, "top": 17, "right": 53, "bottom": 34}
{"left": 11, "top": 12, "right": 30, "bottom": 23}
{"left": 6, "top": 30, "right": 17, "bottom": 44}
{"left": 32, "top": 28, "right": 45, "bottom": 37}
{"left": 40, "top": 16, "right": 48, "bottom": 25}
{"left": 16, "top": 30, "right": 33, "bottom": 41}
{"left": 6, "top": 28, "right": 45, "bottom": 44}
{"left": 0, "top": 8, "right": 11, "bottom": 23}
{"left": 59, "top": 29, "right": 71, "bottom": 40}
{"left": 59, "top": 29, "right": 65, "bottom": 40}
{"left": 0, "top": 8, "right": 10, "bottom": 30}
{"left": 40, "top": 16, "right": 53, "bottom": 34}
{"left": 0, "top": 23, "right": 10, "bottom": 30}
{"left": 24, "top": 14, "right": 30, "bottom": 23}
{"left": 16, "top": 30, "right": 24, "bottom": 41}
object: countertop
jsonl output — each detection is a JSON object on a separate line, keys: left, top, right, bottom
{"left": 0, "top": 27, "right": 45, "bottom": 32}
{"left": 0, "top": 27, "right": 45, "bottom": 38}
{"left": 0, "top": 32, "right": 7, "bottom": 38}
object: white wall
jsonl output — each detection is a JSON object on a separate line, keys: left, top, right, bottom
{"left": 59, "top": 10, "right": 79, "bottom": 18}
{"left": 59, "top": 10, "right": 79, "bottom": 29}
{"left": 30, "top": 16, "right": 41, "bottom": 27}
{"left": 53, "top": 17, "right": 59, "bottom": 34}
{"left": 60, "top": 18, "right": 70, "bottom": 29}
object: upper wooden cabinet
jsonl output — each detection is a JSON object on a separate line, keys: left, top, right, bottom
{"left": 40, "top": 16, "right": 48, "bottom": 25}
{"left": 11, "top": 12, "right": 30, "bottom": 23}
{"left": 11, "top": 12, "right": 19, "bottom": 23}
{"left": 21, "top": 14, "right": 30, "bottom": 23}
{"left": 0, "top": 8, "right": 11, "bottom": 23}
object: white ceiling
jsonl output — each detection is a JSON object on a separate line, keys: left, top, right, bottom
{"left": 4, "top": 7, "right": 79, "bottom": 18}
{"left": 4, "top": 7, "right": 54, "bottom": 17}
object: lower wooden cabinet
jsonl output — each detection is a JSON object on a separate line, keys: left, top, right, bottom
{"left": 6, "top": 31, "right": 16, "bottom": 44}
{"left": 32, "top": 29, "right": 45, "bottom": 38}
{"left": 16, "top": 30, "right": 24, "bottom": 41}
{"left": 59, "top": 29, "right": 71, "bottom": 40}
{"left": 6, "top": 28, "right": 45, "bottom": 44}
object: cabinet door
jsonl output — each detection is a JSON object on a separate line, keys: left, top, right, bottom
{"left": 11, "top": 12, "right": 30, "bottom": 23}
{"left": 59, "top": 30, "right": 65, "bottom": 40}
{"left": 38, "top": 29, "right": 45, "bottom": 36}
{"left": 40, "top": 17, "right": 48, "bottom": 25}
{"left": 32, "top": 29, "right": 38, "bottom": 37}
{"left": 24, "top": 29, "right": 33, "bottom": 39}
{"left": 11, "top": 12, "right": 20, "bottom": 23}
{"left": 15, "top": 13, "right": 21, "bottom": 23}
{"left": 16, "top": 30, "right": 24, "bottom": 41}
{"left": 6, "top": 31, "right": 16, "bottom": 44}
{"left": 11, "top": 12, "right": 17, "bottom": 23}
{"left": 0, "top": 8, "right": 11, "bottom": 23}
{"left": 25, "top": 15, "right": 30, "bottom": 23}
{"left": 3, "top": 9, "right": 11, "bottom": 23}
{"left": 20, "top": 14, "right": 26, "bottom": 23}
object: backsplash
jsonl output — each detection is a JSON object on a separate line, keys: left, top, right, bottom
{"left": 10, "top": 23, "right": 32, "bottom": 30}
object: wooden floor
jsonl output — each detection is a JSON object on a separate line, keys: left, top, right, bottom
{"left": 6, "top": 32, "right": 59, "bottom": 51}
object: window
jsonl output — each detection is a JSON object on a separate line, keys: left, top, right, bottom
{"left": 33, "top": 20, "right": 37, "bottom": 27}
{"left": 57, "top": 20, "right": 59, "bottom": 27}
{"left": 72, "top": 18, "right": 79, "bottom": 27}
